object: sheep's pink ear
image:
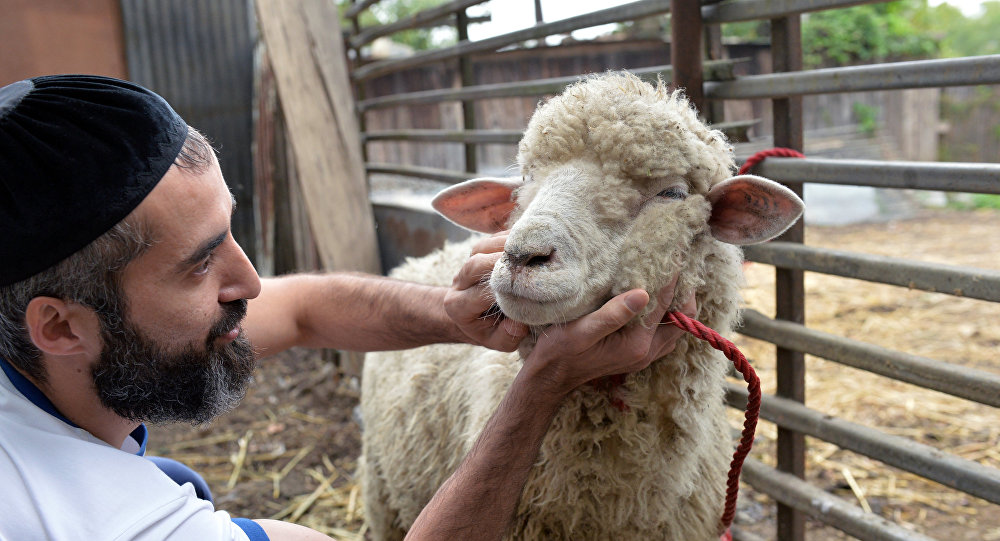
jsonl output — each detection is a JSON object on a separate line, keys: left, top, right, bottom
{"left": 707, "top": 174, "right": 804, "bottom": 245}
{"left": 431, "top": 177, "right": 523, "bottom": 233}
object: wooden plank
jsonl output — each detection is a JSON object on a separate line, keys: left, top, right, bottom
{"left": 252, "top": 44, "right": 277, "bottom": 277}
{"left": 255, "top": 0, "right": 381, "bottom": 275}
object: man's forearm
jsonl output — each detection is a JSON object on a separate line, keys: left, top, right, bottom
{"left": 307, "top": 273, "right": 467, "bottom": 350}
{"left": 405, "top": 366, "right": 566, "bottom": 541}
{"left": 247, "top": 273, "right": 470, "bottom": 356}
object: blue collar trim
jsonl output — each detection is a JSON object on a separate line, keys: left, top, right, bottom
{"left": 0, "top": 356, "right": 148, "bottom": 455}
{"left": 0, "top": 355, "right": 75, "bottom": 426}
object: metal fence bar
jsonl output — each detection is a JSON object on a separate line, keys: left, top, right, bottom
{"left": 743, "top": 242, "right": 1000, "bottom": 302}
{"left": 353, "top": 0, "right": 674, "bottom": 81}
{"left": 707, "top": 55, "right": 1000, "bottom": 99}
{"left": 739, "top": 309, "right": 1000, "bottom": 407}
{"left": 349, "top": 0, "right": 487, "bottom": 49}
{"left": 357, "top": 60, "right": 740, "bottom": 111}
{"left": 727, "top": 383, "right": 1000, "bottom": 505}
{"left": 362, "top": 119, "right": 757, "bottom": 144}
{"left": 730, "top": 526, "right": 768, "bottom": 541}
{"left": 366, "top": 163, "right": 470, "bottom": 183}
{"left": 344, "top": 0, "right": 379, "bottom": 19}
{"left": 363, "top": 129, "right": 523, "bottom": 144}
{"left": 703, "top": 0, "right": 879, "bottom": 23}
{"left": 740, "top": 459, "right": 938, "bottom": 541}
{"left": 747, "top": 157, "right": 1000, "bottom": 194}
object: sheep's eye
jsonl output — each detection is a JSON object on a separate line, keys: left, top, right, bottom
{"left": 656, "top": 187, "right": 687, "bottom": 200}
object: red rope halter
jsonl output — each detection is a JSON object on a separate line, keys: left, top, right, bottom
{"left": 687, "top": 147, "right": 803, "bottom": 533}
{"left": 666, "top": 311, "right": 759, "bottom": 532}
{"left": 593, "top": 148, "right": 804, "bottom": 536}
{"left": 738, "top": 147, "right": 805, "bottom": 175}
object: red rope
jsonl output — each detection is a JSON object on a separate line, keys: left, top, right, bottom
{"left": 666, "top": 311, "right": 760, "bottom": 532}
{"left": 589, "top": 148, "right": 801, "bottom": 535}
{"left": 738, "top": 147, "right": 805, "bottom": 175}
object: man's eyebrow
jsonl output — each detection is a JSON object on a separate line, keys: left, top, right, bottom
{"left": 178, "top": 231, "right": 227, "bottom": 272}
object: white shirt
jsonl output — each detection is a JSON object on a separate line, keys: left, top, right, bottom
{"left": 0, "top": 357, "right": 260, "bottom": 541}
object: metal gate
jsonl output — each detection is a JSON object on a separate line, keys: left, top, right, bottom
{"left": 342, "top": 1, "right": 1000, "bottom": 539}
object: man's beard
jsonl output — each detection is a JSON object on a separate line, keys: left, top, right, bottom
{"left": 90, "top": 299, "right": 256, "bottom": 425}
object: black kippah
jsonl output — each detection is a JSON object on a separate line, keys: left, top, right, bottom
{"left": 0, "top": 74, "right": 188, "bottom": 287}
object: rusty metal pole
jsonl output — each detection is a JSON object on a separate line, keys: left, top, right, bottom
{"left": 669, "top": 0, "right": 704, "bottom": 115}
{"left": 456, "top": 9, "right": 477, "bottom": 174}
{"left": 703, "top": 21, "right": 725, "bottom": 125}
{"left": 770, "top": 14, "right": 806, "bottom": 541}
{"left": 348, "top": 5, "right": 369, "bottom": 166}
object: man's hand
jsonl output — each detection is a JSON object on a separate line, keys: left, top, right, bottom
{"left": 525, "top": 275, "right": 697, "bottom": 395}
{"left": 444, "top": 232, "right": 528, "bottom": 352}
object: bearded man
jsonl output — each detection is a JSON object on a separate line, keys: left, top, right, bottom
{"left": 0, "top": 74, "right": 690, "bottom": 541}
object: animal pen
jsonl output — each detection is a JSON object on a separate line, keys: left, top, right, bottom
{"left": 250, "top": 0, "right": 1000, "bottom": 539}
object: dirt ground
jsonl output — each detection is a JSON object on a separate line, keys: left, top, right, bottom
{"left": 153, "top": 207, "right": 1000, "bottom": 540}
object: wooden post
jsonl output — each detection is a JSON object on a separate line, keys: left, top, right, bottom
{"left": 257, "top": 0, "right": 380, "bottom": 377}
{"left": 255, "top": 0, "right": 381, "bottom": 275}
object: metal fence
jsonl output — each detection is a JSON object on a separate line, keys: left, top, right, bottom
{"left": 342, "top": 1, "right": 1000, "bottom": 539}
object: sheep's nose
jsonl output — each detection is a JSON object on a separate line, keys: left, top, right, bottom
{"left": 505, "top": 247, "right": 555, "bottom": 273}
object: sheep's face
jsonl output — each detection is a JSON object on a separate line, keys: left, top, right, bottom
{"left": 485, "top": 158, "right": 712, "bottom": 325}
{"left": 433, "top": 72, "right": 804, "bottom": 327}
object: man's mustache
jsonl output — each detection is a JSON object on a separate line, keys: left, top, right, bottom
{"left": 207, "top": 299, "right": 248, "bottom": 344}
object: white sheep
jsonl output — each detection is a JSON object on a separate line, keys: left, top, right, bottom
{"left": 359, "top": 71, "right": 803, "bottom": 540}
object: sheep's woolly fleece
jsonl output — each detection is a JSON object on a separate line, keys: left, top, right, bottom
{"left": 360, "top": 72, "right": 757, "bottom": 541}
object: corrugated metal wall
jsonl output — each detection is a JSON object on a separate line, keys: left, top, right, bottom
{"left": 120, "top": 0, "right": 257, "bottom": 262}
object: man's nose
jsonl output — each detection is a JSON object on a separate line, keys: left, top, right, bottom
{"left": 218, "top": 237, "right": 261, "bottom": 303}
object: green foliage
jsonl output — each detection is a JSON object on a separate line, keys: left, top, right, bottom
{"left": 852, "top": 102, "right": 879, "bottom": 136}
{"left": 721, "top": 20, "right": 769, "bottom": 43}
{"left": 339, "top": 0, "right": 457, "bottom": 51}
{"left": 800, "top": 0, "right": 938, "bottom": 68}
{"left": 930, "top": 1, "right": 1000, "bottom": 57}
{"left": 945, "top": 193, "right": 1000, "bottom": 210}
{"left": 973, "top": 194, "right": 1000, "bottom": 209}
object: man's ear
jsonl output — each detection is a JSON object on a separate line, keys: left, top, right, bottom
{"left": 707, "top": 174, "right": 805, "bottom": 245}
{"left": 431, "top": 177, "right": 523, "bottom": 233}
{"left": 24, "top": 297, "right": 102, "bottom": 357}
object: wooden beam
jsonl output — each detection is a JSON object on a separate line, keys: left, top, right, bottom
{"left": 255, "top": 0, "right": 381, "bottom": 275}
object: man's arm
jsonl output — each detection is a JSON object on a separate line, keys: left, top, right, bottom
{"left": 245, "top": 273, "right": 456, "bottom": 357}
{"left": 244, "top": 274, "right": 527, "bottom": 359}
{"left": 243, "top": 236, "right": 529, "bottom": 359}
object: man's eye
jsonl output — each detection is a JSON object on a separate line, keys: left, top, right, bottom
{"left": 656, "top": 187, "right": 687, "bottom": 200}
{"left": 195, "top": 257, "right": 212, "bottom": 274}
